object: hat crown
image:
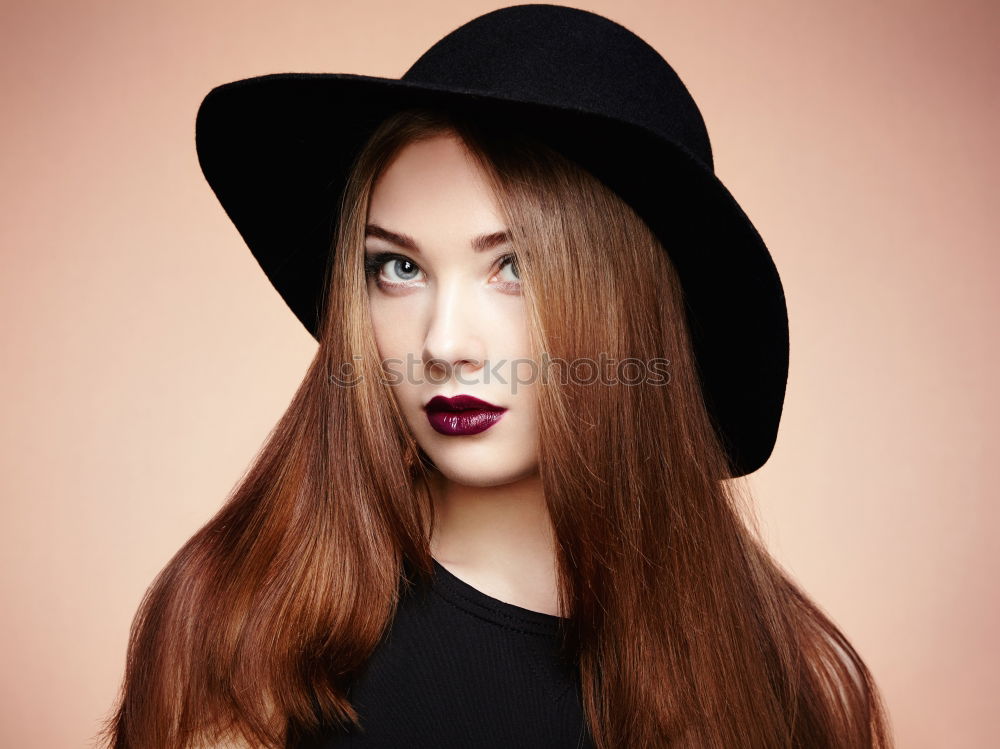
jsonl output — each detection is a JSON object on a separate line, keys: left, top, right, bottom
{"left": 402, "top": 4, "right": 714, "bottom": 169}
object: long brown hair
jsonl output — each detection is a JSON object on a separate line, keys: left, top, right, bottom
{"left": 102, "top": 106, "right": 894, "bottom": 748}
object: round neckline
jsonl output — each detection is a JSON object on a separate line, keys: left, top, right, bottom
{"left": 430, "top": 557, "right": 566, "bottom": 636}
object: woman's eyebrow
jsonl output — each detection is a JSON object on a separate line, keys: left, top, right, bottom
{"left": 364, "top": 223, "right": 511, "bottom": 253}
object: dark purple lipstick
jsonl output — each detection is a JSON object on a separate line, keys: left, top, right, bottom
{"left": 424, "top": 394, "right": 507, "bottom": 436}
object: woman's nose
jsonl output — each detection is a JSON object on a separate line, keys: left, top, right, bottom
{"left": 421, "top": 281, "right": 487, "bottom": 382}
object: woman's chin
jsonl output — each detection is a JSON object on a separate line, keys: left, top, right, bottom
{"left": 422, "top": 450, "right": 537, "bottom": 489}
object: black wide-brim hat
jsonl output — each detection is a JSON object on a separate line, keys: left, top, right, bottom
{"left": 195, "top": 3, "right": 789, "bottom": 478}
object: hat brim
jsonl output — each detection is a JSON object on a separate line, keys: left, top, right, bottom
{"left": 195, "top": 72, "right": 788, "bottom": 477}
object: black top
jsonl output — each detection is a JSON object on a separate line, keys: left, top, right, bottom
{"left": 298, "top": 558, "right": 594, "bottom": 748}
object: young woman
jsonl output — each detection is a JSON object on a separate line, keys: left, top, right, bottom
{"left": 103, "top": 6, "right": 894, "bottom": 748}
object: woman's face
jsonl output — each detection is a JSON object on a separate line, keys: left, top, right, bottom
{"left": 365, "top": 133, "right": 539, "bottom": 487}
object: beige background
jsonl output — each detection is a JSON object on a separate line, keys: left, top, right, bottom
{"left": 1, "top": 1, "right": 996, "bottom": 746}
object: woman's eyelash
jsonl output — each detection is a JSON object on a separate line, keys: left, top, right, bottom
{"left": 498, "top": 253, "right": 518, "bottom": 277}
{"left": 363, "top": 251, "right": 406, "bottom": 279}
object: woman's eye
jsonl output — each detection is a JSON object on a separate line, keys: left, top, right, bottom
{"left": 386, "top": 257, "right": 420, "bottom": 282}
{"left": 364, "top": 252, "right": 423, "bottom": 285}
{"left": 363, "top": 251, "right": 520, "bottom": 291}
{"left": 497, "top": 254, "right": 520, "bottom": 283}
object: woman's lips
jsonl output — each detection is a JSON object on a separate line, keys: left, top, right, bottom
{"left": 424, "top": 395, "right": 507, "bottom": 436}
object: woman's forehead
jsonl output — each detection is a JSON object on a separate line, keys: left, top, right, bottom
{"left": 367, "top": 137, "right": 508, "bottom": 253}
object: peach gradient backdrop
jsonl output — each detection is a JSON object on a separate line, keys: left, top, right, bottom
{"left": 1, "top": 1, "right": 996, "bottom": 746}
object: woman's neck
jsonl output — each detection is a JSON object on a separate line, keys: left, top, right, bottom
{"left": 426, "top": 469, "right": 562, "bottom": 616}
